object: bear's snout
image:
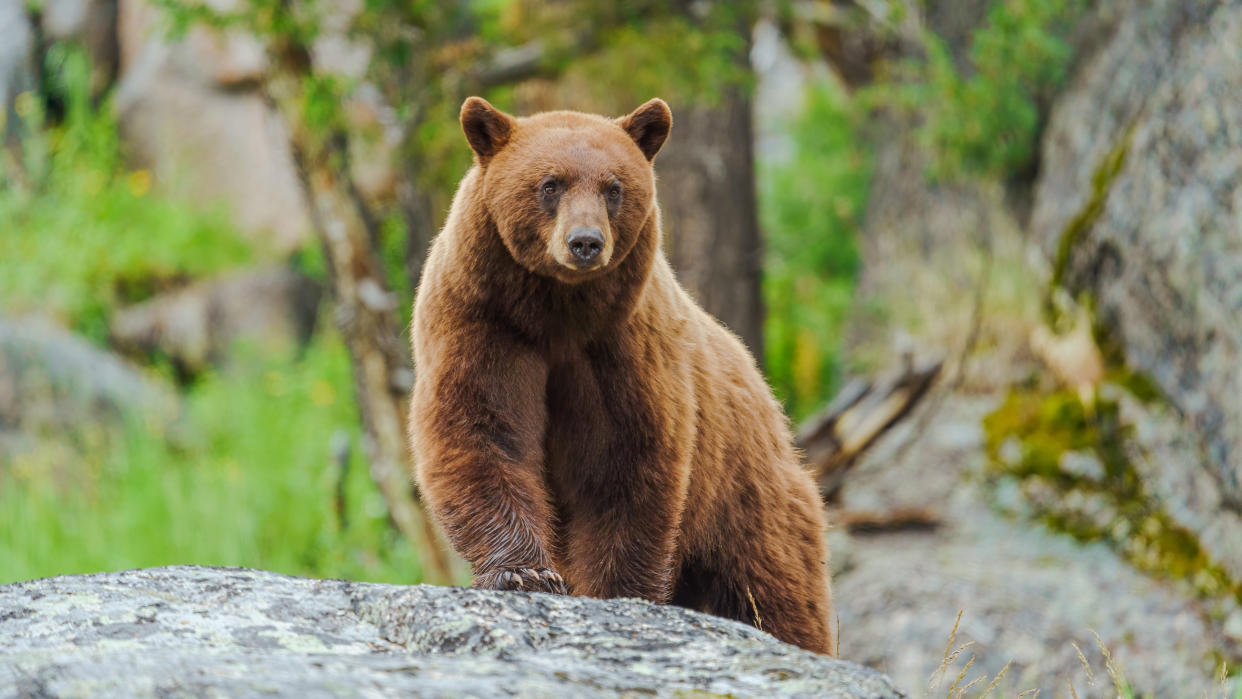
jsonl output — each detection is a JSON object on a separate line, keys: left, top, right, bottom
{"left": 566, "top": 227, "right": 605, "bottom": 266}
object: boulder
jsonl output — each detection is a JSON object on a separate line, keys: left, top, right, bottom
{"left": 114, "top": 0, "right": 311, "bottom": 253}
{"left": 818, "top": 0, "right": 1242, "bottom": 694}
{"left": 1030, "top": 0, "right": 1242, "bottom": 578}
{"left": 108, "top": 265, "right": 322, "bottom": 373}
{"left": 0, "top": 566, "right": 902, "bottom": 698}
{"left": 112, "top": 0, "right": 396, "bottom": 254}
{"left": 0, "top": 315, "right": 176, "bottom": 446}
{"left": 832, "top": 396, "right": 1238, "bottom": 695}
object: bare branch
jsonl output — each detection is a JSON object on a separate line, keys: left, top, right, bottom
{"left": 796, "top": 356, "right": 943, "bottom": 499}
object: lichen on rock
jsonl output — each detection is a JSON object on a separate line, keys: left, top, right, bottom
{"left": 0, "top": 566, "right": 903, "bottom": 698}
{"left": 984, "top": 380, "right": 1239, "bottom": 601}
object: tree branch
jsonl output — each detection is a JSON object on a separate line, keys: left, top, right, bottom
{"left": 796, "top": 356, "right": 943, "bottom": 500}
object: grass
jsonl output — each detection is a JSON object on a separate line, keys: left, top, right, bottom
{"left": 0, "top": 44, "right": 428, "bottom": 586}
{"left": 0, "top": 334, "right": 429, "bottom": 585}
{"left": 924, "top": 610, "right": 1242, "bottom": 697}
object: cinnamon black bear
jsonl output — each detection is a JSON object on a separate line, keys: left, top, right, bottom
{"left": 409, "top": 96, "right": 835, "bottom": 654}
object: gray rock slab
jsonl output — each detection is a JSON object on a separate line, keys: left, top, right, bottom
{"left": 109, "top": 265, "right": 322, "bottom": 372}
{"left": 0, "top": 566, "right": 903, "bottom": 698}
{"left": 0, "top": 315, "right": 177, "bottom": 441}
{"left": 1033, "top": 0, "right": 1242, "bottom": 526}
{"left": 834, "top": 397, "right": 1236, "bottom": 696}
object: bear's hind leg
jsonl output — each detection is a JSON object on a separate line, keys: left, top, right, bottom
{"left": 684, "top": 536, "right": 835, "bottom": 655}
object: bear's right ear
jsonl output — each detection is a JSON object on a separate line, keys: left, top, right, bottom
{"left": 461, "top": 97, "right": 515, "bottom": 163}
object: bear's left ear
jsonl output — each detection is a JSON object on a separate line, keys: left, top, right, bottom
{"left": 461, "top": 96, "right": 516, "bottom": 163}
{"left": 616, "top": 98, "right": 672, "bottom": 162}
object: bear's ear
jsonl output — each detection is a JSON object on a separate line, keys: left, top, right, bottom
{"left": 617, "top": 98, "right": 672, "bottom": 162}
{"left": 461, "top": 97, "right": 515, "bottom": 163}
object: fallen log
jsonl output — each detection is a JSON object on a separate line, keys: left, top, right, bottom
{"left": 832, "top": 506, "right": 942, "bottom": 535}
{"left": 796, "top": 355, "right": 943, "bottom": 500}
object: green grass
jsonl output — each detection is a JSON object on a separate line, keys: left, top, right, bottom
{"left": 0, "top": 335, "right": 427, "bottom": 585}
{"left": 0, "top": 44, "right": 425, "bottom": 585}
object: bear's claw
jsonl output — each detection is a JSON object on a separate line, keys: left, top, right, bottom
{"left": 475, "top": 567, "right": 568, "bottom": 595}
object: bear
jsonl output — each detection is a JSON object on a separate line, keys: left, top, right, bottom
{"left": 408, "top": 96, "right": 835, "bottom": 655}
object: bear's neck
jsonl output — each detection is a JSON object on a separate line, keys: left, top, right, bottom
{"left": 464, "top": 205, "right": 660, "bottom": 350}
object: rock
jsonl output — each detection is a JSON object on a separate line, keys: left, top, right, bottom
{"left": 0, "top": 0, "right": 36, "bottom": 142}
{"left": 0, "top": 316, "right": 177, "bottom": 447}
{"left": 111, "top": 0, "right": 397, "bottom": 252}
{"left": 114, "top": 0, "right": 312, "bottom": 253}
{"left": 1031, "top": 0, "right": 1242, "bottom": 576}
{"left": 837, "top": 508, "right": 1233, "bottom": 695}
{"left": 0, "top": 566, "right": 902, "bottom": 698}
{"left": 108, "top": 266, "right": 322, "bottom": 373}
{"left": 832, "top": 397, "right": 1237, "bottom": 695}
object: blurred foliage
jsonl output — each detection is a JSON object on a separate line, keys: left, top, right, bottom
{"left": 369, "top": 0, "right": 758, "bottom": 225}
{"left": 868, "top": 0, "right": 1090, "bottom": 181}
{"left": 0, "top": 46, "right": 252, "bottom": 342}
{"left": 0, "top": 43, "right": 423, "bottom": 585}
{"left": 556, "top": 5, "right": 753, "bottom": 108}
{"left": 760, "top": 79, "right": 869, "bottom": 420}
{"left": 0, "top": 335, "right": 428, "bottom": 585}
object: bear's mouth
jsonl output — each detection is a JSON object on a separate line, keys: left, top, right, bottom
{"left": 549, "top": 258, "right": 611, "bottom": 284}
{"left": 560, "top": 255, "right": 609, "bottom": 272}
{"left": 541, "top": 252, "right": 617, "bottom": 285}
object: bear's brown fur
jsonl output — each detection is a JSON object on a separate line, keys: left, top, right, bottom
{"left": 409, "top": 96, "right": 835, "bottom": 654}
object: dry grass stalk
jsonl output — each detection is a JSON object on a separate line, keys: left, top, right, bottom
{"left": 949, "top": 665, "right": 984, "bottom": 699}
{"left": 745, "top": 587, "right": 763, "bottom": 631}
{"left": 945, "top": 655, "right": 975, "bottom": 698}
{"left": 928, "top": 610, "right": 965, "bottom": 691}
{"left": 1072, "top": 641, "right": 1097, "bottom": 687}
{"left": 1090, "top": 629, "right": 1128, "bottom": 695}
{"left": 980, "top": 659, "right": 1012, "bottom": 697}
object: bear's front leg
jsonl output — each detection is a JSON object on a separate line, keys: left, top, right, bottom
{"left": 561, "top": 471, "right": 688, "bottom": 602}
{"left": 554, "top": 339, "right": 694, "bottom": 602}
{"left": 410, "top": 329, "right": 565, "bottom": 594}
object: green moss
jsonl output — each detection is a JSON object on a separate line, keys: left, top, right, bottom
{"left": 1048, "top": 122, "right": 1135, "bottom": 309}
{"left": 983, "top": 377, "right": 1242, "bottom": 605}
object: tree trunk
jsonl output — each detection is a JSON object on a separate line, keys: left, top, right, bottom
{"left": 400, "top": 181, "right": 437, "bottom": 289}
{"left": 657, "top": 76, "right": 765, "bottom": 361}
{"left": 265, "top": 40, "right": 455, "bottom": 585}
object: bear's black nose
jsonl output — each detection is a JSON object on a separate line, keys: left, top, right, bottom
{"left": 567, "top": 227, "right": 605, "bottom": 264}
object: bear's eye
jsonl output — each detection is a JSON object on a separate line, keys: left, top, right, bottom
{"left": 541, "top": 180, "right": 559, "bottom": 196}
{"left": 607, "top": 185, "right": 622, "bottom": 200}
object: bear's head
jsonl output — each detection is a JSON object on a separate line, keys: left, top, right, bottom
{"left": 460, "top": 97, "right": 672, "bottom": 284}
